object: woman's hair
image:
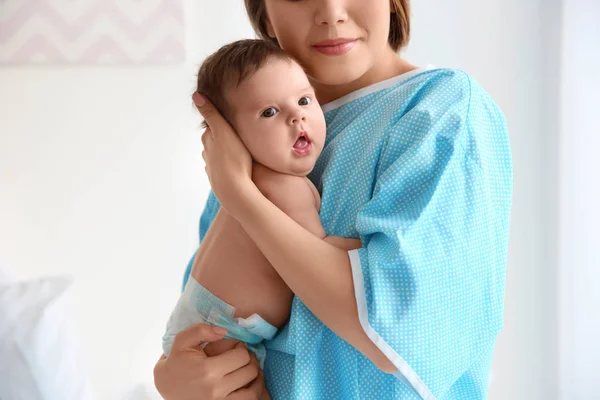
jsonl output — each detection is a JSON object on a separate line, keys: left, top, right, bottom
{"left": 244, "top": 0, "right": 411, "bottom": 52}
{"left": 196, "top": 39, "right": 292, "bottom": 128}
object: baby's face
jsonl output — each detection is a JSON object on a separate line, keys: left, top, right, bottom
{"left": 226, "top": 59, "right": 326, "bottom": 177}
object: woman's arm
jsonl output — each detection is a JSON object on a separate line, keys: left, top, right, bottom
{"left": 323, "top": 235, "right": 363, "bottom": 251}
{"left": 196, "top": 71, "right": 513, "bottom": 396}
{"left": 196, "top": 94, "right": 395, "bottom": 373}
{"left": 233, "top": 180, "right": 396, "bottom": 373}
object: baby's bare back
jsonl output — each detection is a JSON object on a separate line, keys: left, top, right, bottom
{"left": 191, "top": 207, "right": 294, "bottom": 329}
{"left": 189, "top": 166, "right": 325, "bottom": 357}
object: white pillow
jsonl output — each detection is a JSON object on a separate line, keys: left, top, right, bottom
{"left": 0, "top": 259, "right": 15, "bottom": 283}
{"left": 0, "top": 274, "right": 93, "bottom": 400}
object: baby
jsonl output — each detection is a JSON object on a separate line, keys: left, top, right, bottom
{"left": 162, "top": 39, "right": 359, "bottom": 369}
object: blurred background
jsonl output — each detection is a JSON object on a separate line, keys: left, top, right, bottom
{"left": 0, "top": 0, "right": 598, "bottom": 399}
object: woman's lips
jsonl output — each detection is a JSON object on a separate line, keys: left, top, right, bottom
{"left": 312, "top": 39, "right": 357, "bottom": 56}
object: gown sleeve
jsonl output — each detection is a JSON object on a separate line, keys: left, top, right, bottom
{"left": 348, "top": 73, "right": 512, "bottom": 399}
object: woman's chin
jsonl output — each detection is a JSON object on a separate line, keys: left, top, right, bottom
{"left": 305, "top": 55, "right": 371, "bottom": 86}
{"left": 310, "top": 69, "right": 365, "bottom": 86}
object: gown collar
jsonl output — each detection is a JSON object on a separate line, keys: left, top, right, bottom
{"left": 320, "top": 65, "right": 436, "bottom": 114}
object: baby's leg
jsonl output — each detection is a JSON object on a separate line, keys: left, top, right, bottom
{"left": 163, "top": 271, "right": 281, "bottom": 371}
{"left": 167, "top": 210, "right": 291, "bottom": 363}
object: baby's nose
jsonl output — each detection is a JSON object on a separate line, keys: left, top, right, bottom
{"left": 289, "top": 113, "right": 307, "bottom": 125}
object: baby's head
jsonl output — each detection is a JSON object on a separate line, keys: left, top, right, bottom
{"left": 196, "top": 39, "right": 326, "bottom": 177}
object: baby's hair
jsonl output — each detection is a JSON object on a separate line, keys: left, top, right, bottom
{"left": 196, "top": 39, "right": 293, "bottom": 129}
{"left": 243, "top": 0, "right": 411, "bottom": 52}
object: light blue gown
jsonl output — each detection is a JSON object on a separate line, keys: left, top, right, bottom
{"left": 182, "top": 68, "right": 512, "bottom": 399}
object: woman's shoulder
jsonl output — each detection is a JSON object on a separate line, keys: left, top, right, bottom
{"left": 413, "top": 67, "right": 471, "bottom": 84}
{"left": 322, "top": 67, "right": 473, "bottom": 114}
{"left": 401, "top": 68, "right": 479, "bottom": 104}
{"left": 388, "top": 67, "right": 502, "bottom": 121}
{"left": 377, "top": 68, "right": 507, "bottom": 152}
{"left": 423, "top": 68, "right": 500, "bottom": 102}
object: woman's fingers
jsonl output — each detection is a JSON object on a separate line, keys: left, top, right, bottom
{"left": 202, "top": 126, "right": 213, "bottom": 146}
{"left": 194, "top": 92, "right": 227, "bottom": 133}
{"left": 225, "top": 353, "right": 265, "bottom": 400}
{"left": 220, "top": 350, "right": 261, "bottom": 397}
{"left": 246, "top": 369, "right": 267, "bottom": 400}
{"left": 206, "top": 341, "right": 253, "bottom": 377}
{"left": 201, "top": 126, "right": 211, "bottom": 170}
{"left": 170, "top": 323, "right": 227, "bottom": 353}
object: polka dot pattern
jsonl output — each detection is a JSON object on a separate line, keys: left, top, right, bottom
{"left": 184, "top": 69, "right": 512, "bottom": 399}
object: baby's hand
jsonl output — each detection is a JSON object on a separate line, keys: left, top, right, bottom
{"left": 323, "top": 236, "right": 363, "bottom": 251}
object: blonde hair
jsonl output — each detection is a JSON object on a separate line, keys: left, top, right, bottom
{"left": 243, "top": 0, "right": 411, "bottom": 52}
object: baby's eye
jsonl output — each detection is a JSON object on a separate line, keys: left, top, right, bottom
{"left": 261, "top": 107, "right": 278, "bottom": 118}
{"left": 298, "top": 96, "right": 311, "bottom": 106}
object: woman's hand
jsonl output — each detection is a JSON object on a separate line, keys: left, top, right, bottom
{"left": 194, "top": 92, "right": 255, "bottom": 219}
{"left": 323, "top": 236, "right": 363, "bottom": 251}
{"left": 154, "top": 323, "right": 266, "bottom": 400}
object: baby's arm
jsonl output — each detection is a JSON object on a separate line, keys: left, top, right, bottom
{"left": 302, "top": 175, "right": 362, "bottom": 250}
{"left": 253, "top": 165, "right": 326, "bottom": 239}
{"left": 253, "top": 165, "right": 361, "bottom": 251}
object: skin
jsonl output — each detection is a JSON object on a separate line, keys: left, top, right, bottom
{"left": 262, "top": 0, "right": 417, "bottom": 103}
{"left": 156, "top": 59, "right": 358, "bottom": 400}
{"left": 155, "top": 0, "right": 418, "bottom": 398}
{"left": 188, "top": 59, "right": 329, "bottom": 359}
{"left": 227, "top": 59, "right": 326, "bottom": 177}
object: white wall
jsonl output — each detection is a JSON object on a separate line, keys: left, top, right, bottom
{"left": 0, "top": 1, "right": 560, "bottom": 399}
{"left": 559, "top": 1, "right": 600, "bottom": 398}
{"left": 408, "top": 1, "right": 559, "bottom": 399}
{"left": 0, "top": 1, "right": 255, "bottom": 398}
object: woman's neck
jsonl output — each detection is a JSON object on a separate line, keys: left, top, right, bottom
{"left": 313, "top": 50, "right": 418, "bottom": 105}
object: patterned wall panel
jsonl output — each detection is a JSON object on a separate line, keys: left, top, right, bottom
{"left": 0, "top": 0, "right": 185, "bottom": 64}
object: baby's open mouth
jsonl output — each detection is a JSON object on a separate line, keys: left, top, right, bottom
{"left": 293, "top": 131, "right": 311, "bottom": 150}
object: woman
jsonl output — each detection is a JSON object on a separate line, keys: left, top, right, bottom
{"left": 154, "top": 0, "right": 512, "bottom": 399}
